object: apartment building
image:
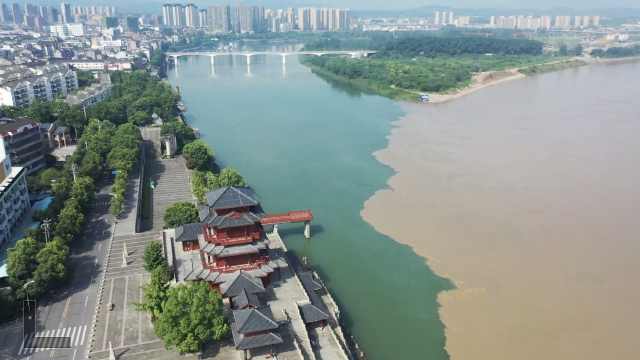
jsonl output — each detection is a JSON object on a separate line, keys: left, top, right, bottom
{"left": 0, "top": 64, "right": 78, "bottom": 107}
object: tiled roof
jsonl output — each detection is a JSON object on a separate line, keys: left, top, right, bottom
{"left": 232, "top": 308, "right": 278, "bottom": 334}
{"left": 232, "top": 289, "right": 261, "bottom": 309}
{"left": 231, "top": 326, "right": 283, "bottom": 350}
{"left": 174, "top": 223, "right": 203, "bottom": 242}
{"left": 220, "top": 271, "right": 265, "bottom": 297}
{"left": 299, "top": 303, "right": 330, "bottom": 324}
{"left": 205, "top": 186, "right": 259, "bottom": 210}
{"left": 207, "top": 210, "right": 262, "bottom": 229}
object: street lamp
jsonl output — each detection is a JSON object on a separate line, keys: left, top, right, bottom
{"left": 22, "top": 280, "right": 36, "bottom": 314}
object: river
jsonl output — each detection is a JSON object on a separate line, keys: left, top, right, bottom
{"left": 168, "top": 54, "right": 452, "bottom": 360}
{"left": 170, "top": 54, "right": 640, "bottom": 360}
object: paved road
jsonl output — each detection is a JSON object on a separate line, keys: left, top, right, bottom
{"left": 0, "top": 181, "right": 114, "bottom": 360}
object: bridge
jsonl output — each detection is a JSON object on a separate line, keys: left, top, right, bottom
{"left": 166, "top": 50, "right": 377, "bottom": 61}
{"left": 165, "top": 50, "right": 377, "bottom": 77}
{"left": 261, "top": 210, "right": 314, "bottom": 239}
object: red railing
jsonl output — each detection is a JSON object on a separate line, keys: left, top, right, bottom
{"left": 260, "top": 210, "right": 313, "bottom": 225}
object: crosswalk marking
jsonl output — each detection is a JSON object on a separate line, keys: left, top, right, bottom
{"left": 19, "top": 325, "right": 87, "bottom": 355}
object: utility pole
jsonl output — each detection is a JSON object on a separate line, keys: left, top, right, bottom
{"left": 41, "top": 219, "right": 51, "bottom": 244}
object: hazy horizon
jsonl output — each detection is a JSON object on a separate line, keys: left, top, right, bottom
{"left": 28, "top": 0, "right": 640, "bottom": 12}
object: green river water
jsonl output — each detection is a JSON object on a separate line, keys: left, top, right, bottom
{"left": 169, "top": 54, "right": 452, "bottom": 360}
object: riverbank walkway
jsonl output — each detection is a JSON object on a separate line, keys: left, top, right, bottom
{"left": 87, "top": 126, "right": 237, "bottom": 360}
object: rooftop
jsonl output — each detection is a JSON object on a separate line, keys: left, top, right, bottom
{"left": 205, "top": 186, "right": 259, "bottom": 211}
{"left": 0, "top": 117, "right": 39, "bottom": 137}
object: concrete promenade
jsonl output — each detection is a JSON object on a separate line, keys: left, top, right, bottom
{"left": 87, "top": 127, "right": 200, "bottom": 360}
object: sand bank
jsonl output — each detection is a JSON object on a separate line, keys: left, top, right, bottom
{"left": 362, "top": 63, "right": 640, "bottom": 360}
{"left": 427, "top": 68, "right": 525, "bottom": 104}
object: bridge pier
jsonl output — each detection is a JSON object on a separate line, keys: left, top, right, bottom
{"left": 244, "top": 54, "right": 253, "bottom": 77}
{"left": 304, "top": 221, "right": 311, "bottom": 239}
{"left": 209, "top": 55, "right": 216, "bottom": 76}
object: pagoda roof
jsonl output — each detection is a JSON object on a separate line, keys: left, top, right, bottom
{"left": 231, "top": 326, "right": 283, "bottom": 350}
{"left": 232, "top": 289, "right": 262, "bottom": 309}
{"left": 299, "top": 303, "right": 330, "bottom": 324}
{"left": 205, "top": 186, "right": 259, "bottom": 211}
{"left": 174, "top": 223, "right": 203, "bottom": 242}
{"left": 220, "top": 271, "right": 265, "bottom": 297}
{"left": 232, "top": 308, "right": 278, "bottom": 334}
{"left": 207, "top": 211, "right": 262, "bottom": 229}
{"left": 199, "top": 239, "right": 268, "bottom": 258}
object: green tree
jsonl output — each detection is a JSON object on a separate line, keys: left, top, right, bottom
{"left": 6, "top": 238, "right": 42, "bottom": 299}
{"left": 143, "top": 242, "right": 165, "bottom": 272}
{"left": 164, "top": 202, "right": 199, "bottom": 228}
{"left": 71, "top": 176, "right": 95, "bottom": 209}
{"left": 182, "top": 140, "right": 213, "bottom": 170}
{"left": 54, "top": 199, "right": 85, "bottom": 243}
{"left": 129, "top": 111, "right": 150, "bottom": 126}
{"left": 79, "top": 150, "right": 102, "bottom": 178}
{"left": 154, "top": 282, "right": 229, "bottom": 353}
{"left": 216, "top": 168, "right": 246, "bottom": 187}
{"left": 138, "top": 261, "right": 172, "bottom": 320}
{"left": 33, "top": 239, "right": 69, "bottom": 291}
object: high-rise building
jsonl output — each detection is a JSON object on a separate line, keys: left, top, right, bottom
{"left": 554, "top": 15, "right": 571, "bottom": 28}
{"left": 297, "top": 8, "right": 310, "bottom": 31}
{"left": 208, "top": 5, "right": 231, "bottom": 33}
{"left": 60, "top": 2, "right": 72, "bottom": 24}
{"left": 162, "top": 4, "right": 173, "bottom": 27}
{"left": 185, "top": 3, "right": 198, "bottom": 28}
{"left": 0, "top": 3, "right": 11, "bottom": 24}
{"left": 11, "top": 3, "right": 22, "bottom": 25}
{"left": 198, "top": 9, "right": 207, "bottom": 28}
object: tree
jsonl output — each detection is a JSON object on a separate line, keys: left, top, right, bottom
{"left": 182, "top": 140, "right": 213, "bottom": 170}
{"left": 71, "top": 176, "right": 95, "bottom": 209}
{"left": 129, "top": 111, "right": 150, "bottom": 126}
{"left": 164, "top": 202, "right": 199, "bottom": 228}
{"left": 54, "top": 198, "right": 85, "bottom": 243}
{"left": 79, "top": 150, "right": 102, "bottom": 178}
{"left": 33, "top": 239, "right": 69, "bottom": 291}
{"left": 217, "top": 168, "right": 246, "bottom": 187}
{"left": 139, "top": 263, "right": 171, "bottom": 320}
{"left": 144, "top": 241, "right": 165, "bottom": 272}
{"left": 154, "top": 282, "right": 229, "bottom": 353}
{"left": 6, "top": 238, "right": 42, "bottom": 299}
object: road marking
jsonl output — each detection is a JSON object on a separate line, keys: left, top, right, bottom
{"left": 72, "top": 349, "right": 78, "bottom": 360}
{"left": 120, "top": 276, "right": 128, "bottom": 347}
{"left": 138, "top": 273, "right": 143, "bottom": 344}
{"left": 102, "top": 278, "right": 115, "bottom": 351}
{"left": 84, "top": 295, "right": 89, "bottom": 308}
{"left": 19, "top": 325, "right": 87, "bottom": 355}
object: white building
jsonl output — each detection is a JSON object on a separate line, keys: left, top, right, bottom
{"left": 0, "top": 136, "right": 30, "bottom": 247}
{"left": 49, "top": 23, "right": 85, "bottom": 38}
{"left": 0, "top": 64, "right": 78, "bottom": 107}
{"left": 65, "top": 75, "right": 112, "bottom": 108}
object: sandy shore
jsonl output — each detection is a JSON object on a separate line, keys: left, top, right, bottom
{"left": 361, "top": 62, "right": 640, "bottom": 360}
{"left": 427, "top": 68, "right": 525, "bottom": 104}
{"left": 426, "top": 56, "right": 640, "bottom": 104}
